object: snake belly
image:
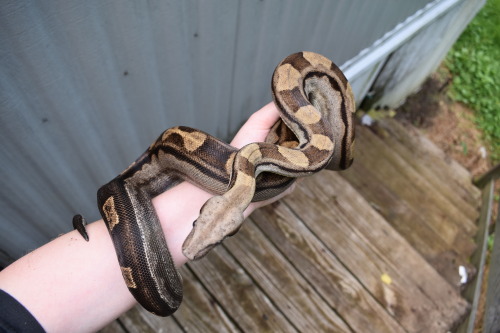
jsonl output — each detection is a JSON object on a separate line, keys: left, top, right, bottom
{"left": 77, "top": 51, "right": 355, "bottom": 317}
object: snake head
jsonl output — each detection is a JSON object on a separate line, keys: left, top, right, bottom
{"left": 182, "top": 195, "right": 245, "bottom": 260}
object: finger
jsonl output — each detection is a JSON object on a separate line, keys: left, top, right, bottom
{"left": 231, "top": 102, "right": 280, "bottom": 148}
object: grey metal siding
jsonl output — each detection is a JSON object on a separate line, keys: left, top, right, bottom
{"left": 368, "top": 0, "right": 486, "bottom": 107}
{"left": 0, "top": 0, "right": 482, "bottom": 264}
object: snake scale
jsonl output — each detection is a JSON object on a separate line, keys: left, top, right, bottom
{"left": 73, "top": 51, "right": 355, "bottom": 316}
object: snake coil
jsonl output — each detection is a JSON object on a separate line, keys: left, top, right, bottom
{"left": 74, "top": 51, "right": 355, "bottom": 316}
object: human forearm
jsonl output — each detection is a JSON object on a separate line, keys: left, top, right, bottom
{"left": 0, "top": 102, "right": 288, "bottom": 332}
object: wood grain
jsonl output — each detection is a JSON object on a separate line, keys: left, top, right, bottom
{"left": 355, "top": 125, "right": 476, "bottom": 239}
{"left": 283, "top": 172, "right": 470, "bottom": 332}
{"left": 187, "top": 246, "right": 296, "bottom": 332}
{"left": 340, "top": 124, "right": 478, "bottom": 283}
{"left": 374, "top": 119, "right": 479, "bottom": 221}
{"left": 116, "top": 306, "right": 182, "bottom": 333}
{"left": 224, "top": 219, "right": 353, "bottom": 332}
{"left": 377, "top": 118, "right": 481, "bottom": 207}
{"left": 361, "top": 122, "right": 477, "bottom": 234}
{"left": 173, "top": 267, "right": 240, "bottom": 332}
{"left": 251, "top": 203, "right": 405, "bottom": 333}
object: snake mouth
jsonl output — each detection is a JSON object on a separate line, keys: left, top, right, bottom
{"left": 182, "top": 218, "right": 219, "bottom": 261}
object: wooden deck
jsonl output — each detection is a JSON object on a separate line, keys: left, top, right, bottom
{"left": 101, "top": 119, "right": 481, "bottom": 333}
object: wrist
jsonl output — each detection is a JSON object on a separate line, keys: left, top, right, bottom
{"left": 151, "top": 182, "right": 212, "bottom": 266}
{"left": 152, "top": 181, "right": 259, "bottom": 266}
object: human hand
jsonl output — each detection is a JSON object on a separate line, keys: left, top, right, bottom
{"left": 152, "top": 102, "right": 296, "bottom": 265}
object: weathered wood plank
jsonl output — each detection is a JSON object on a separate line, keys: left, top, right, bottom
{"left": 357, "top": 124, "right": 477, "bottom": 239}
{"left": 342, "top": 157, "right": 450, "bottom": 256}
{"left": 378, "top": 118, "right": 481, "bottom": 206}
{"left": 284, "top": 172, "right": 470, "bottom": 332}
{"left": 250, "top": 204, "right": 406, "bottom": 333}
{"left": 340, "top": 152, "right": 473, "bottom": 286}
{"left": 341, "top": 126, "right": 477, "bottom": 283}
{"left": 187, "top": 246, "right": 296, "bottom": 332}
{"left": 102, "top": 267, "right": 237, "bottom": 333}
{"left": 373, "top": 119, "right": 480, "bottom": 222}
{"left": 117, "top": 306, "right": 182, "bottom": 333}
{"left": 173, "top": 267, "right": 240, "bottom": 332}
{"left": 223, "top": 220, "right": 353, "bottom": 333}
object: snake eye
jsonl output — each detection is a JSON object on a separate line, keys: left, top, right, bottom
{"left": 192, "top": 220, "right": 197, "bottom": 228}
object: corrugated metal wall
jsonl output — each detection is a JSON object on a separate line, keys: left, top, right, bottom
{"left": 0, "top": 0, "right": 482, "bottom": 264}
{"left": 369, "top": 0, "right": 486, "bottom": 107}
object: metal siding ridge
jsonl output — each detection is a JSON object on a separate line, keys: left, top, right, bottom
{"left": 341, "top": 0, "right": 463, "bottom": 81}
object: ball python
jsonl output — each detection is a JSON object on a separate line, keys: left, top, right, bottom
{"left": 73, "top": 51, "right": 355, "bottom": 316}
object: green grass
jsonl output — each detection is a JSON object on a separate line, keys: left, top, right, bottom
{"left": 445, "top": 0, "right": 500, "bottom": 162}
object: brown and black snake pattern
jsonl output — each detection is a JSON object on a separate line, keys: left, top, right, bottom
{"left": 74, "top": 52, "right": 355, "bottom": 316}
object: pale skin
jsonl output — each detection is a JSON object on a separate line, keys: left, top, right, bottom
{"left": 0, "top": 102, "right": 296, "bottom": 332}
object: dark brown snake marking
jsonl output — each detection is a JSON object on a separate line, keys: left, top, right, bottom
{"left": 74, "top": 52, "right": 355, "bottom": 316}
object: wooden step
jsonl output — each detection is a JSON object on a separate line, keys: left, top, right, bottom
{"left": 120, "top": 267, "right": 240, "bottom": 333}
{"left": 340, "top": 124, "right": 478, "bottom": 284}
{"left": 116, "top": 306, "right": 182, "bottom": 333}
{"left": 222, "top": 221, "right": 353, "bottom": 332}
{"left": 377, "top": 118, "right": 481, "bottom": 208}
{"left": 282, "top": 173, "right": 469, "bottom": 332}
{"left": 186, "top": 245, "right": 302, "bottom": 332}
{"left": 230, "top": 218, "right": 403, "bottom": 332}
{"left": 375, "top": 118, "right": 480, "bottom": 222}
{"left": 356, "top": 123, "right": 477, "bottom": 239}
{"left": 250, "top": 206, "right": 404, "bottom": 333}
{"left": 171, "top": 267, "right": 240, "bottom": 332}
